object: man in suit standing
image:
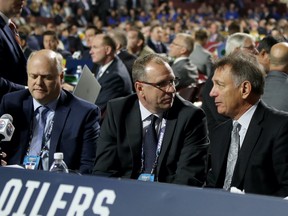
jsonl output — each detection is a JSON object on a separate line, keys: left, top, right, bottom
{"left": 90, "top": 33, "right": 133, "bottom": 117}
{"left": 0, "top": 49, "right": 100, "bottom": 174}
{"left": 169, "top": 33, "right": 198, "bottom": 91}
{"left": 0, "top": 0, "right": 27, "bottom": 100}
{"left": 93, "top": 53, "right": 209, "bottom": 186}
{"left": 206, "top": 51, "right": 288, "bottom": 197}
{"left": 262, "top": 42, "right": 288, "bottom": 112}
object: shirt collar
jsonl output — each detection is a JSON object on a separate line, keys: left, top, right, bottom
{"left": 32, "top": 97, "right": 59, "bottom": 112}
{"left": 173, "top": 56, "right": 189, "bottom": 64}
{"left": 138, "top": 100, "right": 162, "bottom": 121}
{"left": 236, "top": 100, "right": 259, "bottom": 131}
{"left": 100, "top": 59, "right": 114, "bottom": 73}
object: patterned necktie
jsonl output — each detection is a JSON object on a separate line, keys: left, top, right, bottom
{"left": 29, "top": 106, "right": 49, "bottom": 156}
{"left": 96, "top": 67, "right": 104, "bottom": 80}
{"left": 223, "top": 121, "right": 241, "bottom": 190}
{"left": 144, "top": 115, "right": 158, "bottom": 173}
{"left": 9, "top": 21, "right": 21, "bottom": 45}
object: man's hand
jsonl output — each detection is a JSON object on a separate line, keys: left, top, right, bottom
{"left": 0, "top": 151, "right": 7, "bottom": 166}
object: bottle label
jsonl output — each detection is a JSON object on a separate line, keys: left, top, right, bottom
{"left": 23, "top": 155, "right": 40, "bottom": 170}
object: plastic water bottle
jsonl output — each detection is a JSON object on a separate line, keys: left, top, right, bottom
{"left": 49, "top": 152, "right": 69, "bottom": 173}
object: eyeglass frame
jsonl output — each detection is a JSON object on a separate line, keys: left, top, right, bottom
{"left": 136, "top": 77, "right": 180, "bottom": 92}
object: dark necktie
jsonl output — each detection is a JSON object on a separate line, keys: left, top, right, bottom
{"left": 223, "top": 121, "right": 241, "bottom": 190}
{"left": 144, "top": 115, "right": 158, "bottom": 173}
{"left": 29, "top": 106, "right": 49, "bottom": 156}
{"left": 9, "top": 21, "right": 21, "bottom": 45}
{"left": 156, "top": 43, "right": 162, "bottom": 53}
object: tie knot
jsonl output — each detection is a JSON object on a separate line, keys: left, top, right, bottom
{"left": 232, "top": 121, "right": 241, "bottom": 133}
{"left": 38, "top": 106, "right": 49, "bottom": 115}
{"left": 150, "top": 115, "right": 158, "bottom": 126}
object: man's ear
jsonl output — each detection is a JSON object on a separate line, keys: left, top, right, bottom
{"left": 259, "top": 49, "right": 266, "bottom": 57}
{"left": 240, "top": 81, "right": 251, "bottom": 99}
{"left": 105, "top": 46, "right": 112, "bottom": 55}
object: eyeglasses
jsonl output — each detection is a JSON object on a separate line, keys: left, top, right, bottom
{"left": 137, "top": 78, "right": 179, "bottom": 92}
{"left": 242, "top": 45, "right": 258, "bottom": 54}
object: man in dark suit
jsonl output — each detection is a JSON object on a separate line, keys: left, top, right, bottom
{"left": 206, "top": 51, "right": 288, "bottom": 197}
{"left": 0, "top": 0, "right": 27, "bottom": 100}
{"left": 90, "top": 34, "right": 132, "bottom": 117}
{"left": 93, "top": 53, "right": 209, "bottom": 186}
{"left": 147, "top": 24, "right": 168, "bottom": 54}
{"left": 169, "top": 33, "right": 198, "bottom": 91}
{"left": 108, "top": 29, "right": 137, "bottom": 85}
{"left": 202, "top": 32, "right": 258, "bottom": 134}
{"left": 0, "top": 50, "right": 100, "bottom": 174}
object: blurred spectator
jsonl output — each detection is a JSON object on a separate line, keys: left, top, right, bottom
{"left": 257, "top": 36, "right": 281, "bottom": 74}
{"left": 81, "top": 25, "right": 102, "bottom": 60}
{"left": 189, "top": 29, "right": 213, "bottom": 77}
{"left": 169, "top": 33, "right": 198, "bottom": 90}
{"left": 108, "top": 29, "right": 137, "bottom": 83}
{"left": 262, "top": 42, "right": 288, "bottom": 112}
{"left": 147, "top": 24, "right": 168, "bottom": 54}
{"left": 127, "top": 27, "right": 155, "bottom": 57}
{"left": 43, "top": 30, "right": 72, "bottom": 60}
{"left": 18, "top": 26, "right": 34, "bottom": 59}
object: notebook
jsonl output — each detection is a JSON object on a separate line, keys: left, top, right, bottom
{"left": 73, "top": 65, "right": 101, "bottom": 104}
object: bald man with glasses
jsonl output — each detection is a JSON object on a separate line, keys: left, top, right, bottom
{"left": 93, "top": 53, "right": 209, "bottom": 186}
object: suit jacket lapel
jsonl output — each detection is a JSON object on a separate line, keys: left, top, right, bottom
{"left": 3, "top": 24, "right": 21, "bottom": 58}
{"left": 213, "top": 121, "right": 233, "bottom": 185}
{"left": 18, "top": 96, "right": 34, "bottom": 161}
{"left": 157, "top": 111, "right": 176, "bottom": 171}
{"left": 125, "top": 101, "right": 142, "bottom": 177}
{"left": 49, "top": 91, "right": 70, "bottom": 164}
{"left": 232, "top": 102, "right": 265, "bottom": 189}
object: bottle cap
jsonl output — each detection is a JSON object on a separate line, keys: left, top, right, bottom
{"left": 54, "top": 152, "right": 64, "bottom": 160}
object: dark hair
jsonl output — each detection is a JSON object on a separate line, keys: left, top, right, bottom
{"left": 85, "top": 25, "right": 102, "bottom": 35}
{"left": 43, "top": 30, "right": 58, "bottom": 40}
{"left": 257, "top": 36, "right": 280, "bottom": 53}
{"left": 102, "top": 34, "right": 117, "bottom": 52}
{"left": 195, "top": 29, "right": 208, "bottom": 41}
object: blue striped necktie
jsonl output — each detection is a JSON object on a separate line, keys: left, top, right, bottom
{"left": 144, "top": 115, "right": 158, "bottom": 173}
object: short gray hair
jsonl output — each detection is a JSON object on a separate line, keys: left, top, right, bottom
{"left": 225, "top": 32, "right": 255, "bottom": 55}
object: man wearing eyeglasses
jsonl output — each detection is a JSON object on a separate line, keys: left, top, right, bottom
{"left": 169, "top": 33, "right": 198, "bottom": 91}
{"left": 93, "top": 53, "right": 209, "bottom": 186}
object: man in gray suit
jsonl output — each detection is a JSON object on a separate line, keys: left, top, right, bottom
{"left": 169, "top": 33, "right": 198, "bottom": 91}
{"left": 262, "top": 42, "right": 288, "bottom": 112}
{"left": 189, "top": 29, "right": 213, "bottom": 77}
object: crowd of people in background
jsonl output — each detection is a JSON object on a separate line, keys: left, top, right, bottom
{"left": 14, "top": 0, "right": 288, "bottom": 64}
